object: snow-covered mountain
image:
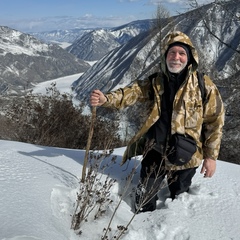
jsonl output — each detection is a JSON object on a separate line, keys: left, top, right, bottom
{"left": 4, "top": 15, "right": 108, "bottom": 33}
{"left": 66, "top": 19, "right": 155, "bottom": 61}
{"left": 66, "top": 29, "right": 121, "bottom": 61}
{"left": 31, "top": 28, "right": 94, "bottom": 47}
{"left": 31, "top": 19, "right": 155, "bottom": 61}
{"left": 0, "top": 26, "right": 90, "bottom": 95}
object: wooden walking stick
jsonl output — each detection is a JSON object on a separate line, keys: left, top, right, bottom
{"left": 81, "top": 106, "right": 97, "bottom": 183}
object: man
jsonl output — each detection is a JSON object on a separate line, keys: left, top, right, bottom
{"left": 90, "top": 31, "right": 225, "bottom": 212}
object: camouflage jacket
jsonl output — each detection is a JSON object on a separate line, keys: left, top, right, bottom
{"left": 102, "top": 31, "right": 225, "bottom": 170}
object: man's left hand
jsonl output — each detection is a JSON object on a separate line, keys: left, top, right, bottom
{"left": 200, "top": 158, "right": 216, "bottom": 178}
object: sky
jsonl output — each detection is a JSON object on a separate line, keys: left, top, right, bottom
{"left": 0, "top": 73, "right": 240, "bottom": 240}
{"left": 0, "top": 0, "right": 213, "bottom": 32}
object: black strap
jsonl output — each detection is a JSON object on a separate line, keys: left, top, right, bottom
{"left": 196, "top": 71, "right": 206, "bottom": 104}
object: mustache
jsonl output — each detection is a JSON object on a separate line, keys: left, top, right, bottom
{"left": 169, "top": 61, "right": 181, "bottom": 64}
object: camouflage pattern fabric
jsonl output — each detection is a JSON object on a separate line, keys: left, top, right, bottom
{"left": 102, "top": 31, "right": 225, "bottom": 170}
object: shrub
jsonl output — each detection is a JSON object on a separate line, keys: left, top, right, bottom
{"left": 3, "top": 83, "right": 122, "bottom": 149}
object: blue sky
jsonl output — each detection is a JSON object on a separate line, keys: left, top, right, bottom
{"left": 0, "top": 0, "right": 211, "bottom": 32}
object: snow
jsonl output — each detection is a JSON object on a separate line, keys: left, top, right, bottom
{"left": 0, "top": 41, "right": 48, "bottom": 56}
{"left": 1, "top": 74, "right": 240, "bottom": 240}
{"left": 0, "top": 140, "right": 240, "bottom": 240}
{"left": 52, "top": 41, "right": 72, "bottom": 49}
{"left": 31, "top": 73, "right": 84, "bottom": 95}
{"left": 0, "top": 30, "right": 49, "bottom": 56}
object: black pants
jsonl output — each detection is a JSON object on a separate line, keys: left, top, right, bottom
{"left": 140, "top": 149, "right": 197, "bottom": 200}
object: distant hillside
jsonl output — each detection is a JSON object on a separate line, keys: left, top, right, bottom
{"left": 66, "top": 19, "right": 155, "bottom": 61}
{"left": 0, "top": 26, "right": 90, "bottom": 95}
{"left": 31, "top": 28, "right": 94, "bottom": 45}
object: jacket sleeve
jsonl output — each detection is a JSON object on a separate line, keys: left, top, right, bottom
{"left": 202, "top": 77, "right": 225, "bottom": 160}
{"left": 102, "top": 79, "right": 152, "bottom": 109}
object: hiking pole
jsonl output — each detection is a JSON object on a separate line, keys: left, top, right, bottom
{"left": 81, "top": 106, "right": 97, "bottom": 183}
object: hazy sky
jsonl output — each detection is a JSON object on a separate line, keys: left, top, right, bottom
{"left": 0, "top": 0, "right": 213, "bottom": 32}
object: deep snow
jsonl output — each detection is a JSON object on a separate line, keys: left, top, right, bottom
{"left": 1, "top": 73, "right": 240, "bottom": 240}
{"left": 0, "top": 140, "right": 240, "bottom": 240}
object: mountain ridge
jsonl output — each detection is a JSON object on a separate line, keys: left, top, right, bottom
{"left": 0, "top": 26, "right": 90, "bottom": 95}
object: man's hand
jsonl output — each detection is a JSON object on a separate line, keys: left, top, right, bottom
{"left": 200, "top": 158, "right": 216, "bottom": 178}
{"left": 90, "top": 89, "right": 107, "bottom": 107}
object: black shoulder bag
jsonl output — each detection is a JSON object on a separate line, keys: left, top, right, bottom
{"left": 167, "top": 133, "right": 197, "bottom": 166}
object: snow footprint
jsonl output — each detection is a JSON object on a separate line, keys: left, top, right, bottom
{"left": 171, "top": 227, "right": 190, "bottom": 240}
{"left": 153, "top": 222, "right": 190, "bottom": 240}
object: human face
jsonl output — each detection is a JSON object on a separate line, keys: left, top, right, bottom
{"left": 166, "top": 46, "right": 188, "bottom": 73}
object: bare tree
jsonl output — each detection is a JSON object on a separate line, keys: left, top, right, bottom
{"left": 152, "top": 3, "right": 174, "bottom": 69}
{"left": 188, "top": 0, "right": 240, "bottom": 54}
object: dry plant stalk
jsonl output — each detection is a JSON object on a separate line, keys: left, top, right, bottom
{"left": 81, "top": 106, "right": 96, "bottom": 183}
{"left": 71, "top": 150, "right": 116, "bottom": 231}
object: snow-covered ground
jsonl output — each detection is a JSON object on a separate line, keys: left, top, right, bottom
{"left": 31, "top": 73, "right": 83, "bottom": 95}
{"left": 1, "top": 74, "right": 240, "bottom": 240}
{"left": 0, "top": 140, "right": 240, "bottom": 240}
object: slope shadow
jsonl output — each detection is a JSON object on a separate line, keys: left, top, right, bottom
{"left": 18, "top": 145, "right": 169, "bottom": 211}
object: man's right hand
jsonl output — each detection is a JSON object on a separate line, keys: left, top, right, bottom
{"left": 90, "top": 89, "right": 107, "bottom": 106}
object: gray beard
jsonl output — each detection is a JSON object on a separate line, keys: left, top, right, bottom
{"left": 167, "top": 61, "right": 187, "bottom": 73}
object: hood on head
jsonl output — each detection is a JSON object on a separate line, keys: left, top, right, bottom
{"left": 160, "top": 31, "right": 199, "bottom": 74}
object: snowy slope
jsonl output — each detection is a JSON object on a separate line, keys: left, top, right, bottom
{"left": 0, "top": 140, "right": 82, "bottom": 240}
{"left": 31, "top": 73, "right": 84, "bottom": 95}
{"left": 0, "top": 140, "right": 240, "bottom": 240}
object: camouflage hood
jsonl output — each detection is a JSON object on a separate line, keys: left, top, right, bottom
{"left": 160, "top": 31, "right": 199, "bottom": 75}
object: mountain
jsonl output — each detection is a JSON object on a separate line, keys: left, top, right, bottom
{"left": 31, "top": 28, "right": 94, "bottom": 46}
{"left": 66, "top": 29, "right": 121, "bottom": 61}
{"left": 30, "top": 19, "right": 155, "bottom": 61}
{"left": 0, "top": 26, "right": 90, "bottom": 95}
{"left": 4, "top": 15, "right": 127, "bottom": 33}
{"left": 71, "top": 29, "right": 157, "bottom": 97}
{"left": 71, "top": 1, "right": 240, "bottom": 164}
{"left": 66, "top": 19, "right": 155, "bottom": 61}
